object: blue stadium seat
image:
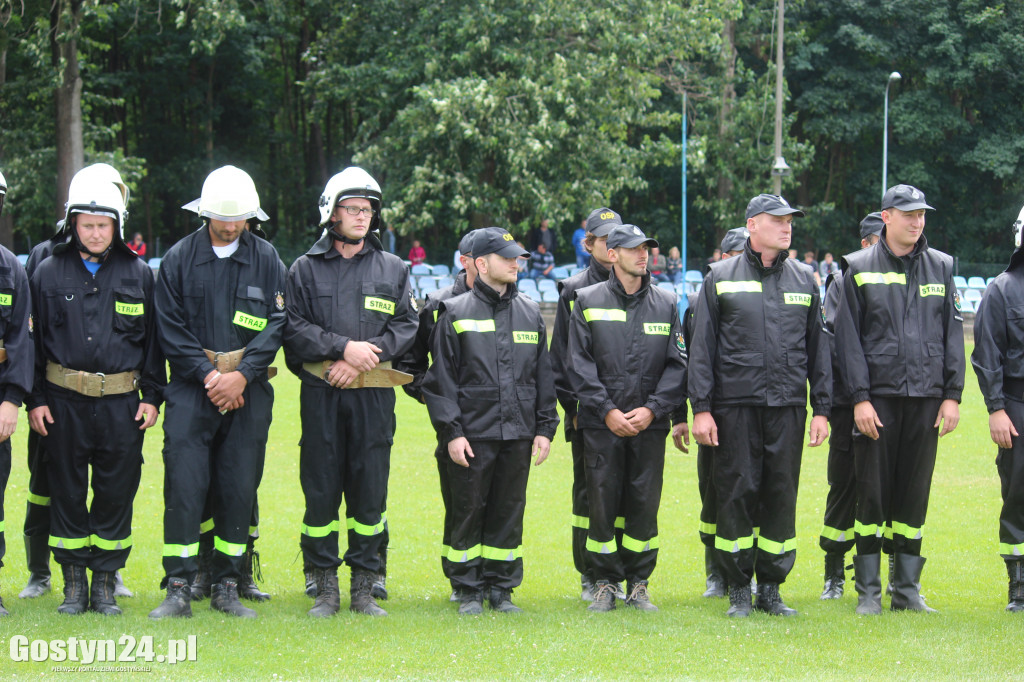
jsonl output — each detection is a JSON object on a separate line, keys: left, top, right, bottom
{"left": 518, "top": 278, "right": 538, "bottom": 293}
{"left": 541, "top": 290, "right": 560, "bottom": 303}
{"left": 551, "top": 266, "right": 570, "bottom": 280}
{"left": 537, "top": 279, "right": 558, "bottom": 292}
{"left": 953, "top": 275, "right": 968, "bottom": 290}
{"left": 967, "top": 276, "right": 987, "bottom": 290}
{"left": 432, "top": 264, "right": 450, "bottom": 277}
{"left": 685, "top": 270, "right": 704, "bottom": 284}
{"left": 411, "top": 263, "right": 432, "bottom": 276}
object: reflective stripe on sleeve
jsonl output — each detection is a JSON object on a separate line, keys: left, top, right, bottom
{"left": 715, "top": 280, "right": 762, "bottom": 295}
{"left": 854, "top": 271, "right": 906, "bottom": 286}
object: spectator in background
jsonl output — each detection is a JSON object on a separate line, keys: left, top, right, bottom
{"left": 573, "top": 220, "right": 590, "bottom": 270}
{"left": 819, "top": 252, "right": 839, "bottom": 280}
{"left": 803, "top": 251, "right": 822, "bottom": 287}
{"left": 409, "top": 239, "right": 427, "bottom": 265}
{"left": 648, "top": 246, "right": 670, "bottom": 283}
{"left": 530, "top": 218, "right": 556, "bottom": 255}
{"left": 667, "top": 246, "right": 683, "bottom": 285}
{"left": 516, "top": 241, "right": 529, "bottom": 281}
{"left": 128, "top": 232, "right": 147, "bottom": 258}
{"left": 704, "top": 248, "right": 721, "bottom": 275}
{"left": 385, "top": 225, "right": 397, "bottom": 255}
{"left": 530, "top": 242, "right": 555, "bottom": 280}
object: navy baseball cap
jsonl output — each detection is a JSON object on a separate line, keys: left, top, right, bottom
{"left": 585, "top": 207, "right": 622, "bottom": 237}
{"left": 859, "top": 212, "right": 884, "bottom": 239}
{"left": 881, "top": 184, "right": 933, "bottom": 212}
{"left": 458, "top": 229, "right": 479, "bottom": 255}
{"left": 607, "top": 224, "right": 658, "bottom": 250}
{"left": 472, "top": 227, "right": 530, "bottom": 259}
{"left": 720, "top": 227, "right": 749, "bottom": 254}
{"left": 745, "top": 194, "right": 805, "bottom": 220}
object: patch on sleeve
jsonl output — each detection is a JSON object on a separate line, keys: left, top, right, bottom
{"left": 821, "top": 303, "right": 827, "bottom": 326}
{"left": 274, "top": 291, "right": 285, "bottom": 311}
{"left": 675, "top": 332, "right": 687, "bottom": 356}
{"left": 409, "top": 289, "right": 419, "bottom": 312}
{"left": 953, "top": 290, "right": 962, "bottom": 312}
{"left": 28, "top": 313, "right": 34, "bottom": 335}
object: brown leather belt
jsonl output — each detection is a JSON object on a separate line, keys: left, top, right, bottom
{"left": 46, "top": 362, "right": 139, "bottom": 397}
{"left": 0, "top": 340, "right": 6, "bottom": 363}
{"left": 302, "top": 360, "right": 413, "bottom": 389}
{"left": 204, "top": 347, "right": 277, "bottom": 379}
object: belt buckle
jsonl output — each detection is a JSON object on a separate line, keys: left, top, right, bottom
{"left": 95, "top": 372, "right": 106, "bottom": 397}
{"left": 214, "top": 351, "right": 228, "bottom": 372}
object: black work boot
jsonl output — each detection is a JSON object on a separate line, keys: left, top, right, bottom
{"left": 371, "top": 548, "right": 388, "bottom": 601}
{"left": 113, "top": 570, "right": 133, "bottom": 598}
{"left": 19, "top": 535, "right": 51, "bottom": 598}
{"left": 89, "top": 571, "right": 122, "bottom": 615}
{"left": 580, "top": 574, "right": 596, "bottom": 601}
{"left": 148, "top": 577, "right": 192, "bottom": 619}
{"left": 191, "top": 534, "right": 214, "bottom": 601}
{"left": 754, "top": 582, "right": 798, "bottom": 616}
{"left": 626, "top": 580, "right": 658, "bottom": 612}
{"left": 703, "top": 545, "right": 726, "bottom": 598}
{"left": 488, "top": 586, "right": 523, "bottom": 613}
{"left": 238, "top": 538, "right": 271, "bottom": 602}
{"left": 1006, "top": 559, "right": 1024, "bottom": 613}
{"left": 307, "top": 568, "right": 340, "bottom": 618}
{"left": 890, "top": 553, "right": 936, "bottom": 613}
{"left": 350, "top": 569, "right": 387, "bottom": 616}
{"left": 57, "top": 564, "right": 89, "bottom": 615}
{"left": 458, "top": 588, "right": 483, "bottom": 615}
{"left": 726, "top": 583, "right": 752, "bottom": 618}
{"left": 587, "top": 580, "right": 617, "bottom": 612}
{"left": 821, "top": 553, "right": 846, "bottom": 600}
{"left": 304, "top": 562, "right": 317, "bottom": 598}
{"left": 211, "top": 579, "right": 257, "bottom": 618}
{"left": 853, "top": 553, "right": 882, "bottom": 615}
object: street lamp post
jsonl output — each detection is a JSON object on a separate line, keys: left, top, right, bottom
{"left": 882, "top": 71, "right": 901, "bottom": 199}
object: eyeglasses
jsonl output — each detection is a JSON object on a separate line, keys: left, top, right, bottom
{"left": 338, "top": 205, "right": 376, "bottom": 217}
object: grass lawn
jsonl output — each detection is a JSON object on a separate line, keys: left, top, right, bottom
{"left": 2, "top": 343, "right": 1020, "bottom": 680}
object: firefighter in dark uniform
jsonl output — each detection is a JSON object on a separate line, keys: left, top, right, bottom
{"left": 818, "top": 213, "right": 883, "bottom": 600}
{"left": 284, "top": 167, "right": 418, "bottom": 618}
{"left": 689, "top": 194, "right": 831, "bottom": 618}
{"left": 834, "top": 184, "right": 964, "bottom": 615}
{"left": 549, "top": 207, "right": 621, "bottom": 601}
{"left": 0, "top": 170, "right": 34, "bottom": 617}
{"left": 423, "top": 227, "right": 558, "bottom": 615}
{"left": 972, "top": 203, "right": 1024, "bottom": 612}
{"left": 687, "top": 227, "right": 746, "bottom": 599}
{"left": 20, "top": 164, "right": 134, "bottom": 601}
{"left": 27, "top": 175, "right": 164, "bottom": 616}
{"left": 149, "top": 166, "right": 286, "bottom": 619}
{"left": 566, "top": 224, "right": 687, "bottom": 612}
{"left": 397, "top": 229, "right": 479, "bottom": 601}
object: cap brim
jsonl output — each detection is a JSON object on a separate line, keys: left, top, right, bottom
{"left": 611, "top": 237, "right": 659, "bottom": 250}
{"left": 764, "top": 207, "right": 805, "bottom": 218}
{"left": 495, "top": 243, "right": 530, "bottom": 259}
{"left": 884, "top": 202, "right": 933, "bottom": 212}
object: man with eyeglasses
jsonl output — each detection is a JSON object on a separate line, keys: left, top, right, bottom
{"left": 284, "top": 167, "right": 418, "bottom": 617}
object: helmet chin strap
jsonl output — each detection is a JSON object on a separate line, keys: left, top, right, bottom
{"left": 73, "top": 231, "right": 111, "bottom": 261}
{"left": 329, "top": 223, "right": 364, "bottom": 245}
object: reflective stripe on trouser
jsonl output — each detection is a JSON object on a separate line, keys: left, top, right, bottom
{"left": 23, "top": 428, "right": 52, "bottom": 538}
{"left": 45, "top": 390, "right": 143, "bottom": 572}
{"left": 996, "top": 399, "right": 1024, "bottom": 559}
{"left": 160, "top": 379, "right": 273, "bottom": 582}
{"left": 200, "top": 483, "right": 261, "bottom": 539}
{"left": 819, "top": 406, "right": 857, "bottom": 554}
{"left": 299, "top": 384, "right": 393, "bottom": 572}
{"left": 713, "top": 405, "right": 805, "bottom": 586}
{"left": 447, "top": 439, "right": 531, "bottom": 591}
{"left": 697, "top": 443, "right": 717, "bottom": 548}
{"left": 0, "top": 439, "right": 9, "bottom": 566}
{"left": 435, "top": 440, "right": 455, "bottom": 581}
{"left": 853, "top": 396, "right": 941, "bottom": 556}
{"left": 582, "top": 428, "right": 666, "bottom": 584}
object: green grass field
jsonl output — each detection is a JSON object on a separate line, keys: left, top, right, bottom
{"left": 2, "top": 344, "right": 1020, "bottom": 680}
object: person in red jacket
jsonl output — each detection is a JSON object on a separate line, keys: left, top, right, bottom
{"left": 409, "top": 240, "right": 426, "bottom": 265}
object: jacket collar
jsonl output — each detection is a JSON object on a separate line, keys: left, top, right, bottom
{"left": 587, "top": 259, "right": 611, "bottom": 284}
{"left": 472, "top": 277, "right": 517, "bottom": 306}
{"left": 607, "top": 265, "right": 651, "bottom": 299}
{"left": 452, "top": 271, "right": 471, "bottom": 296}
{"left": 307, "top": 227, "right": 384, "bottom": 258}
{"left": 193, "top": 226, "right": 253, "bottom": 266}
{"left": 878, "top": 227, "right": 929, "bottom": 262}
{"left": 742, "top": 240, "right": 787, "bottom": 275}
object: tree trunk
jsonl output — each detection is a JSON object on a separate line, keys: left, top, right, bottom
{"left": 52, "top": 0, "right": 85, "bottom": 221}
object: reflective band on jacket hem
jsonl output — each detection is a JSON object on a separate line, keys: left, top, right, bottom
{"left": 302, "top": 520, "right": 340, "bottom": 538}
{"left": 49, "top": 535, "right": 90, "bottom": 550}
{"left": 854, "top": 271, "right": 906, "bottom": 286}
{"left": 364, "top": 296, "right": 396, "bottom": 315}
{"left": 572, "top": 515, "right": 589, "bottom": 530}
{"left": 698, "top": 521, "right": 717, "bottom": 535}
{"left": 783, "top": 293, "right": 812, "bottom": 306}
{"left": 28, "top": 493, "right": 50, "bottom": 506}
{"left": 115, "top": 301, "right": 144, "bottom": 315}
{"left": 621, "top": 533, "right": 659, "bottom": 553}
{"left": 91, "top": 534, "right": 132, "bottom": 550}
{"left": 715, "top": 535, "right": 755, "bottom": 553}
{"left": 891, "top": 520, "right": 923, "bottom": 541}
{"left": 999, "top": 541, "right": 1024, "bottom": 556}
{"left": 232, "top": 311, "right": 268, "bottom": 331}
{"left": 162, "top": 542, "right": 200, "bottom": 558}
{"left": 757, "top": 536, "right": 797, "bottom": 555}
{"left": 214, "top": 536, "right": 246, "bottom": 557}
{"left": 820, "top": 525, "right": 855, "bottom": 543}
{"left": 347, "top": 516, "right": 387, "bottom": 537}
{"left": 716, "top": 280, "right": 762, "bottom": 295}
{"left": 583, "top": 308, "right": 627, "bottom": 323}
{"left": 586, "top": 537, "right": 617, "bottom": 554}
{"left": 199, "top": 518, "right": 214, "bottom": 534}
{"left": 453, "top": 319, "right": 496, "bottom": 334}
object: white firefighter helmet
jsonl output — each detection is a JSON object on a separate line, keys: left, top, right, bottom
{"left": 65, "top": 175, "right": 127, "bottom": 239}
{"left": 182, "top": 165, "right": 270, "bottom": 222}
{"left": 317, "top": 167, "right": 382, "bottom": 227}
{"left": 68, "top": 163, "right": 130, "bottom": 207}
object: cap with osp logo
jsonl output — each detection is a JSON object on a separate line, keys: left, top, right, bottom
{"left": 585, "top": 207, "right": 622, "bottom": 238}
{"left": 472, "top": 227, "right": 531, "bottom": 259}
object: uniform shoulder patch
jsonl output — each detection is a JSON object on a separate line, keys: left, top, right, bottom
{"left": 409, "top": 289, "right": 419, "bottom": 312}
{"left": 675, "top": 331, "right": 686, "bottom": 355}
{"left": 274, "top": 291, "right": 285, "bottom": 311}
{"left": 28, "top": 313, "right": 34, "bottom": 335}
{"left": 953, "top": 290, "right": 962, "bottom": 312}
